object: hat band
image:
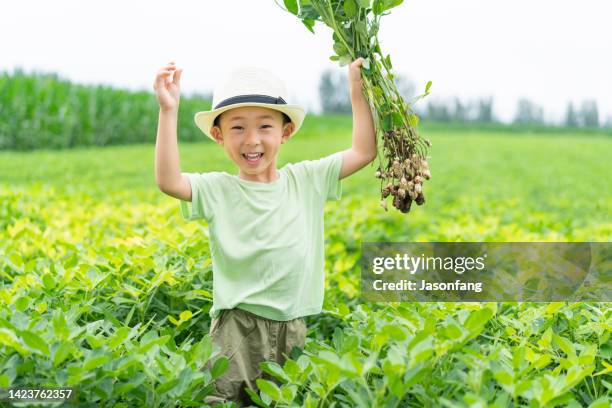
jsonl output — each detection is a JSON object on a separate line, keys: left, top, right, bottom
{"left": 214, "top": 94, "right": 287, "bottom": 110}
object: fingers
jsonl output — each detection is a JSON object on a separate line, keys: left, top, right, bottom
{"left": 351, "top": 57, "right": 364, "bottom": 67}
{"left": 154, "top": 69, "right": 173, "bottom": 89}
{"left": 173, "top": 68, "right": 183, "bottom": 87}
{"left": 154, "top": 61, "right": 181, "bottom": 89}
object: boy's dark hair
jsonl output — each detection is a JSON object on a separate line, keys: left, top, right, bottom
{"left": 213, "top": 111, "right": 292, "bottom": 128}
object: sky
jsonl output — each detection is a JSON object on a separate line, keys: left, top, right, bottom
{"left": 2, "top": 0, "right": 611, "bottom": 124}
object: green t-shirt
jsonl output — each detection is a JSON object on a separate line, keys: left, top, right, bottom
{"left": 179, "top": 152, "right": 343, "bottom": 321}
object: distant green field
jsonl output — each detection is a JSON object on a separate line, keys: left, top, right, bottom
{"left": 1, "top": 123, "right": 610, "bottom": 406}
{"left": 3, "top": 121, "right": 611, "bottom": 241}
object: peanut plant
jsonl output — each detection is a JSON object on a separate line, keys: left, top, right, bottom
{"left": 277, "top": 0, "right": 433, "bottom": 214}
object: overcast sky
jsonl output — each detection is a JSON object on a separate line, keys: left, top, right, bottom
{"left": 2, "top": 0, "right": 611, "bottom": 124}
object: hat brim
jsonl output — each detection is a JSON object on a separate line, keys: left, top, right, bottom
{"left": 194, "top": 102, "right": 307, "bottom": 141}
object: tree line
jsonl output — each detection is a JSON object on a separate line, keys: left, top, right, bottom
{"left": 319, "top": 68, "right": 611, "bottom": 129}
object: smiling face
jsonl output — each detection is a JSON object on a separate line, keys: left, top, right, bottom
{"left": 210, "top": 106, "right": 295, "bottom": 183}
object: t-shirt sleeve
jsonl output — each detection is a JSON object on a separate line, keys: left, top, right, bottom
{"left": 179, "top": 172, "right": 220, "bottom": 222}
{"left": 302, "top": 151, "right": 344, "bottom": 201}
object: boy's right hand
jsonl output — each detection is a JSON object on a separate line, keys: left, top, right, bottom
{"left": 154, "top": 61, "right": 183, "bottom": 112}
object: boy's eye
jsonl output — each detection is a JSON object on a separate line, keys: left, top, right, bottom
{"left": 231, "top": 125, "right": 271, "bottom": 130}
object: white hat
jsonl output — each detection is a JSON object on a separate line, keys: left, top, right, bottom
{"left": 194, "top": 66, "right": 306, "bottom": 141}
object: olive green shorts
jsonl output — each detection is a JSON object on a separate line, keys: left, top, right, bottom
{"left": 203, "top": 308, "right": 307, "bottom": 407}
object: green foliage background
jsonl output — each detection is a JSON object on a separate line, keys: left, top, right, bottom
{"left": 0, "top": 73, "right": 610, "bottom": 406}
{"left": 0, "top": 70, "right": 212, "bottom": 151}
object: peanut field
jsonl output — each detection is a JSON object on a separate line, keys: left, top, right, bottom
{"left": 1, "top": 115, "right": 611, "bottom": 407}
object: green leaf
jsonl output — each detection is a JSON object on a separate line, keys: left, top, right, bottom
{"left": 373, "top": 0, "right": 384, "bottom": 14}
{"left": 139, "top": 335, "right": 170, "bottom": 353}
{"left": 332, "top": 327, "right": 344, "bottom": 352}
{"left": 301, "top": 18, "right": 316, "bottom": 34}
{"left": 85, "top": 334, "right": 106, "bottom": 349}
{"left": 190, "top": 335, "right": 213, "bottom": 365}
{"left": 391, "top": 112, "right": 404, "bottom": 128}
{"left": 329, "top": 55, "right": 339, "bottom": 61}
{"left": 140, "top": 330, "right": 158, "bottom": 345}
{"left": 211, "top": 356, "right": 229, "bottom": 379}
{"left": 63, "top": 252, "right": 78, "bottom": 269}
{"left": 382, "top": 324, "right": 406, "bottom": 341}
{"left": 533, "top": 354, "right": 552, "bottom": 369}
{"left": 538, "top": 327, "right": 553, "bottom": 349}
{"left": 52, "top": 309, "right": 69, "bottom": 341}
{"left": 245, "top": 387, "right": 269, "bottom": 408}
{"left": 545, "top": 302, "right": 565, "bottom": 314}
{"left": 409, "top": 337, "right": 433, "bottom": 367}
{"left": 342, "top": 335, "right": 359, "bottom": 354}
{"left": 114, "top": 355, "right": 141, "bottom": 375}
{"left": 355, "top": 20, "right": 368, "bottom": 38}
{"left": 494, "top": 370, "right": 514, "bottom": 387}
{"left": 425, "top": 80, "right": 432, "bottom": 94}
{"left": 283, "top": 0, "right": 298, "bottom": 15}
{"left": 108, "top": 327, "right": 130, "bottom": 350}
{"left": 441, "top": 322, "right": 461, "bottom": 339}
{"left": 174, "top": 367, "right": 194, "bottom": 397}
{"left": 284, "top": 359, "right": 301, "bottom": 382}
{"left": 316, "top": 350, "right": 341, "bottom": 368}
{"left": 42, "top": 273, "right": 56, "bottom": 290}
{"left": 83, "top": 353, "right": 110, "bottom": 371}
{"left": 179, "top": 310, "right": 193, "bottom": 322}
{"left": 464, "top": 308, "right": 494, "bottom": 337}
{"left": 357, "top": 0, "right": 371, "bottom": 7}
{"left": 382, "top": 114, "right": 392, "bottom": 131}
{"left": 333, "top": 42, "right": 348, "bottom": 56}
{"left": 19, "top": 330, "right": 49, "bottom": 355}
{"left": 156, "top": 378, "right": 180, "bottom": 394}
{"left": 553, "top": 334, "right": 576, "bottom": 357}
{"left": 344, "top": 0, "right": 358, "bottom": 18}
{"left": 310, "top": 382, "right": 325, "bottom": 398}
{"left": 15, "top": 296, "right": 29, "bottom": 312}
{"left": 34, "top": 301, "right": 47, "bottom": 314}
{"left": 256, "top": 378, "right": 282, "bottom": 401}
{"left": 53, "top": 341, "right": 73, "bottom": 367}
{"left": 281, "top": 384, "right": 298, "bottom": 402}
{"left": 339, "top": 55, "right": 352, "bottom": 67}
{"left": 374, "top": 0, "right": 404, "bottom": 14}
{"left": 512, "top": 345, "right": 525, "bottom": 371}
{"left": 384, "top": 54, "right": 393, "bottom": 70}
{"left": 0, "top": 328, "right": 28, "bottom": 356}
{"left": 404, "top": 365, "right": 428, "bottom": 388}
{"left": 6, "top": 252, "right": 22, "bottom": 270}
{"left": 340, "top": 352, "right": 362, "bottom": 377}
{"left": 114, "top": 373, "right": 146, "bottom": 394}
{"left": 260, "top": 361, "right": 290, "bottom": 384}
{"left": 0, "top": 374, "right": 9, "bottom": 388}
{"left": 588, "top": 397, "right": 611, "bottom": 408}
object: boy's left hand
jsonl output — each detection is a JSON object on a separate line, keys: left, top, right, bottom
{"left": 348, "top": 57, "right": 365, "bottom": 88}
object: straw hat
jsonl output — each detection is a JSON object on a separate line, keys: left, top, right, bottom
{"left": 194, "top": 66, "right": 306, "bottom": 141}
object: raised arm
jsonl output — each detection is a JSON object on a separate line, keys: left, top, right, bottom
{"left": 339, "top": 57, "right": 377, "bottom": 180}
{"left": 153, "top": 61, "right": 191, "bottom": 201}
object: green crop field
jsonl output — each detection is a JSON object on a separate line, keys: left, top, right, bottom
{"left": 1, "top": 115, "right": 611, "bottom": 406}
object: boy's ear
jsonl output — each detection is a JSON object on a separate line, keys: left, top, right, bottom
{"left": 281, "top": 122, "right": 295, "bottom": 144}
{"left": 210, "top": 126, "right": 224, "bottom": 145}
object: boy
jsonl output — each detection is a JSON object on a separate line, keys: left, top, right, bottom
{"left": 153, "top": 60, "right": 376, "bottom": 406}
